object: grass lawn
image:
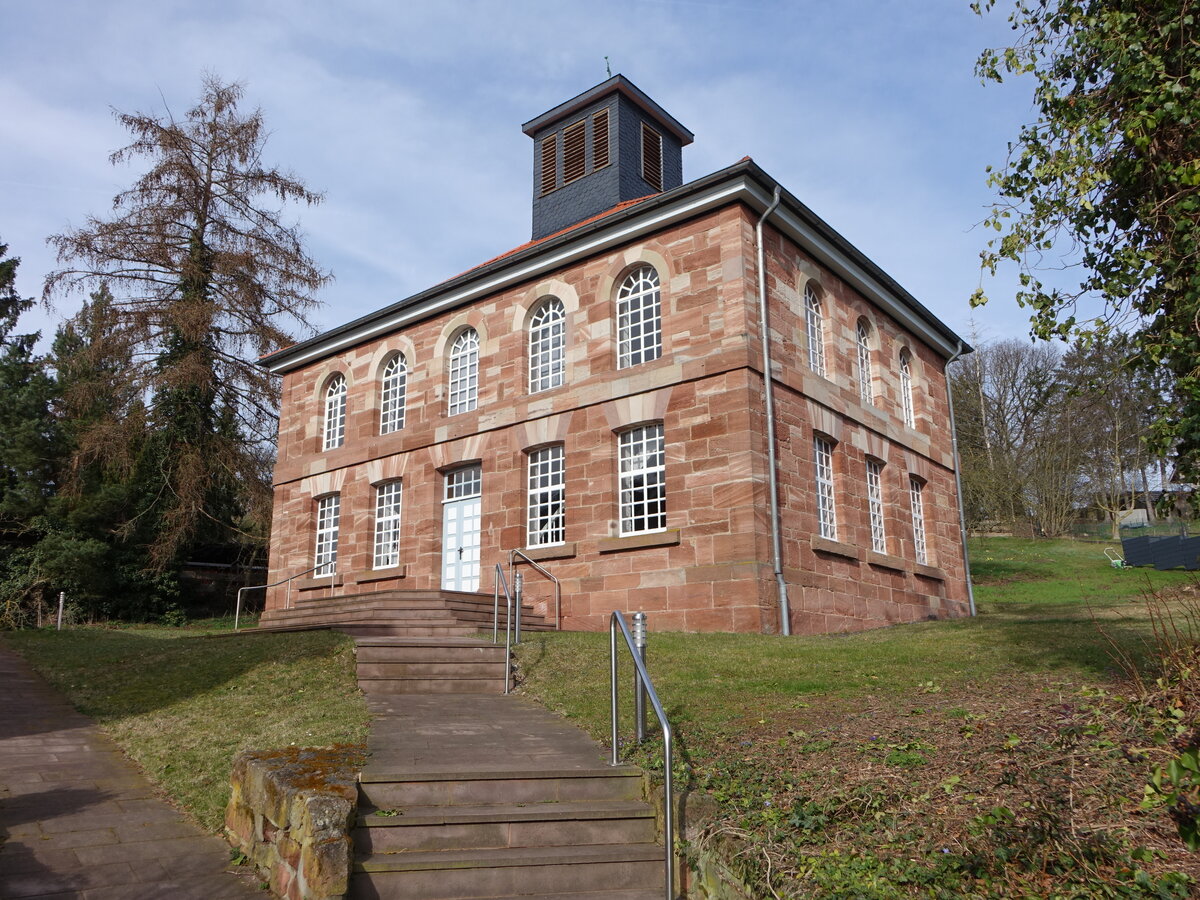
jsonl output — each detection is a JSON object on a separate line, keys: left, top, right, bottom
{"left": 1, "top": 619, "right": 368, "bottom": 833}
{"left": 515, "top": 537, "right": 1200, "bottom": 898}
{"left": 3, "top": 537, "right": 1196, "bottom": 897}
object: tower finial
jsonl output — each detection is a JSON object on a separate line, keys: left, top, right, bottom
{"left": 605, "top": 56, "right": 612, "bottom": 78}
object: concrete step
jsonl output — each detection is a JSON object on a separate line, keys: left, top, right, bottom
{"left": 348, "top": 843, "right": 664, "bottom": 900}
{"left": 357, "top": 767, "right": 646, "bottom": 808}
{"left": 358, "top": 661, "right": 506, "bottom": 679}
{"left": 356, "top": 645, "right": 506, "bottom": 664}
{"left": 358, "top": 676, "right": 505, "bottom": 694}
{"left": 354, "top": 800, "right": 656, "bottom": 854}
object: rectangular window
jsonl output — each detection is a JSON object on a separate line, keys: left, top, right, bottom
{"left": 373, "top": 482, "right": 403, "bottom": 569}
{"left": 540, "top": 134, "right": 557, "bottom": 195}
{"left": 562, "top": 119, "right": 586, "bottom": 184}
{"left": 866, "top": 460, "right": 886, "bottom": 554}
{"left": 641, "top": 123, "right": 663, "bottom": 191}
{"left": 910, "top": 477, "right": 928, "bottom": 565}
{"left": 814, "top": 437, "right": 837, "bottom": 541}
{"left": 445, "top": 465, "right": 482, "bottom": 501}
{"left": 619, "top": 424, "right": 666, "bottom": 535}
{"left": 592, "top": 108, "right": 610, "bottom": 169}
{"left": 314, "top": 494, "right": 340, "bottom": 576}
{"left": 527, "top": 445, "right": 565, "bottom": 547}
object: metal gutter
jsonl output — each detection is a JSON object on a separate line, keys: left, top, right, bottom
{"left": 754, "top": 185, "right": 790, "bottom": 635}
{"left": 945, "top": 341, "right": 977, "bottom": 616}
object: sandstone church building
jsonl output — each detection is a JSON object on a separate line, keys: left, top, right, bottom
{"left": 259, "top": 76, "right": 972, "bottom": 635}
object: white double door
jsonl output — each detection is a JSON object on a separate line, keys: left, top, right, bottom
{"left": 441, "top": 465, "right": 482, "bottom": 592}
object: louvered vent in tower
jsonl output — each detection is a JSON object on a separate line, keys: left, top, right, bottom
{"left": 641, "top": 123, "right": 663, "bottom": 192}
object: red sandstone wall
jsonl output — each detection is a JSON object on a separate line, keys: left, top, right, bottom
{"left": 264, "top": 200, "right": 970, "bottom": 634}
{"left": 750, "top": 217, "right": 970, "bottom": 633}
{"left": 267, "top": 207, "right": 776, "bottom": 630}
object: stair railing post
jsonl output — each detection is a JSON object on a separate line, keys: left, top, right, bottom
{"left": 514, "top": 571, "right": 523, "bottom": 645}
{"left": 492, "top": 573, "right": 500, "bottom": 643}
{"left": 609, "top": 614, "right": 619, "bottom": 766}
{"left": 632, "top": 611, "right": 647, "bottom": 743}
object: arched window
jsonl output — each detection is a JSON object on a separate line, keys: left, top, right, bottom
{"left": 899, "top": 349, "right": 915, "bottom": 427}
{"left": 616, "top": 266, "right": 662, "bottom": 369}
{"left": 804, "top": 285, "right": 826, "bottom": 377}
{"left": 856, "top": 319, "right": 874, "bottom": 404}
{"left": 528, "top": 297, "right": 566, "bottom": 393}
{"left": 447, "top": 328, "right": 479, "bottom": 415}
{"left": 322, "top": 374, "right": 346, "bottom": 451}
{"left": 379, "top": 354, "right": 408, "bottom": 434}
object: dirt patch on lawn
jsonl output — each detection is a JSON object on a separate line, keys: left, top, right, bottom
{"left": 686, "top": 672, "right": 1198, "bottom": 898}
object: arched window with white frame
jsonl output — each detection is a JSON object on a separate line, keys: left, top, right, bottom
{"left": 616, "top": 266, "right": 662, "bottom": 369}
{"left": 856, "top": 319, "right": 874, "bottom": 404}
{"left": 379, "top": 354, "right": 408, "bottom": 434}
{"left": 323, "top": 374, "right": 346, "bottom": 451}
{"left": 899, "top": 349, "right": 915, "bottom": 427}
{"left": 804, "top": 284, "right": 826, "bottom": 377}
{"left": 447, "top": 328, "right": 479, "bottom": 415}
{"left": 528, "top": 297, "right": 566, "bottom": 393}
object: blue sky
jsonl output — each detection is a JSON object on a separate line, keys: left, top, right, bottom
{"left": 2, "top": 0, "right": 1038, "bottom": 349}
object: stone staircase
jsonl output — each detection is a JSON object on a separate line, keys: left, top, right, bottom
{"left": 347, "top": 644, "right": 668, "bottom": 900}
{"left": 256, "top": 589, "right": 553, "bottom": 638}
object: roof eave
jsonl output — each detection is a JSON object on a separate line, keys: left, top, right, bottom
{"left": 261, "top": 159, "right": 969, "bottom": 374}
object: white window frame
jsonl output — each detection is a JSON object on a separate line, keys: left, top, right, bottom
{"left": 379, "top": 354, "right": 408, "bottom": 434}
{"left": 856, "top": 319, "right": 874, "bottom": 404}
{"left": 814, "top": 436, "right": 837, "bottom": 541}
{"left": 900, "top": 349, "right": 915, "bottom": 428}
{"left": 910, "top": 477, "right": 929, "bottom": 565}
{"left": 528, "top": 297, "right": 566, "bottom": 393}
{"left": 527, "top": 445, "right": 565, "bottom": 547}
{"left": 448, "top": 329, "right": 479, "bottom": 415}
{"left": 804, "top": 285, "right": 826, "bottom": 377}
{"left": 616, "top": 266, "right": 662, "bottom": 369}
{"left": 445, "top": 465, "right": 483, "bottom": 502}
{"left": 323, "top": 374, "right": 346, "bottom": 451}
{"left": 373, "top": 481, "right": 403, "bottom": 569}
{"left": 866, "top": 459, "right": 887, "bottom": 554}
{"left": 314, "top": 494, "right": 340, "bottom": 576}
{"left": 618, "top": 424, "right": 666, "bottom": 536}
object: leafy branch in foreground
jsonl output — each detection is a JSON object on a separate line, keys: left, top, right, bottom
{"left": 972, "top": 0, "right": 1200, "bottom": 475}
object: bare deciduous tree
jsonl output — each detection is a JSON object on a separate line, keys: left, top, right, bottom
{"left": 45, "top": 76, "right": 330, "bottom": 567}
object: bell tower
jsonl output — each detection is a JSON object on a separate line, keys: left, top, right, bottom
{"left": 522, "top": 75, "right": 694, "bottom": 240}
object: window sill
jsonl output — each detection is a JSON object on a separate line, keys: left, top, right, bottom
{"left": 598, "top": 529, "right": 680, "bottom": 554}
{"left": 518, "top": 543, "right": 577, "bottom": 562}
{"left": 296, "top": 574, "right": 343, "bottom": 591}
{"left": 866, "top": 550, "right": 907, "bottom": 572}
{"left": 913, "top": 563, "right": 946, "bottom": 581}
{"left": 809, "top": 535, "right": 862, "bottom": 561}
{"left": 356, "top": 565, "right": 408, "bottom": 584}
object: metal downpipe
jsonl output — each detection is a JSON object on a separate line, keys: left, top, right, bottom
{"left": 755, "top": 185, "right": 790, "bottom": 635}
{"left": 945, "top": 341, "right": 977, "bottom": 616}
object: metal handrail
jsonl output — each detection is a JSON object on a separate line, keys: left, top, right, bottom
{"left": 509, "top": 549, "right": 561, "bottom": 632}
{"left": 234, "top": 563, "right": 333, "bottom": 631}
{"left": 492, "top": 564, "right": 514, "bottom": 694}
{"left": 609, "top": 611, "right": 675, "bottom": 900}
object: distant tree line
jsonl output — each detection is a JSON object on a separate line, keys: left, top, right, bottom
{"left": 951, "top": 336, "right": 1183, "bottom": 540}
{"left": 0, "top": 77, "right": 326, "bottom": 628}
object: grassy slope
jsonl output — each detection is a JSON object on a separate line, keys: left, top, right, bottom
{"left": 2, "top": 622, "right": 368, "bottom": 832}
{"left": 515, "top": 538, "right": 1200, "bottom": 898}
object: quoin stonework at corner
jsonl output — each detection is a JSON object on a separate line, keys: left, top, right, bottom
{"left": 258, "top": 75, "right": 972, "bottom": 635}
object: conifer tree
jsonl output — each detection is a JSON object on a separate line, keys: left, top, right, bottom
{"left": 45, "top": 76, "right": 329, "bottom": 569}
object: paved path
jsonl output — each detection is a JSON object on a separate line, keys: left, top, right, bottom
{"left": 0, "top": 644, "right": 261, "bottom": 899}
